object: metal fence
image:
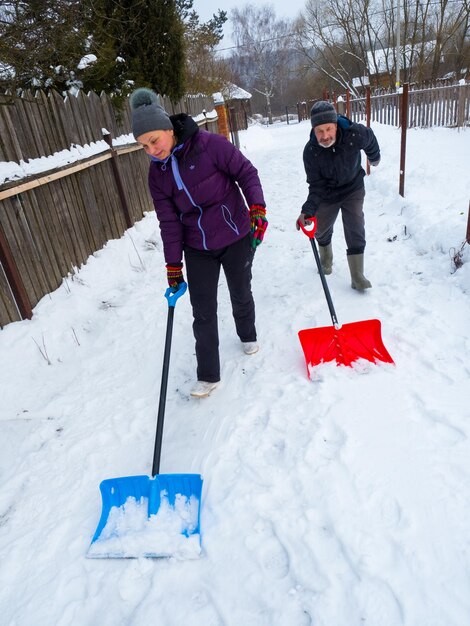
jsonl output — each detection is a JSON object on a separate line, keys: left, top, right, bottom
{"left": 349, "top": 83, "right": 470, "bottom": 128}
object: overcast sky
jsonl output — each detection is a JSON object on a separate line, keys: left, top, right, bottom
{"left": 192, "top": 0, "right": 306, "bottom": 51}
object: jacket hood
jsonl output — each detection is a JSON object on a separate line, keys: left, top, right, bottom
{"left": 170, "top": 113, "right": 199, "bottom": 146}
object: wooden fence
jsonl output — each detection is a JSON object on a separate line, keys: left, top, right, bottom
{"left": 348, "top": 83, "right": 470, "bottom": 128}
{"left": 0, "top": 89, "right": 218, "bottom": 327}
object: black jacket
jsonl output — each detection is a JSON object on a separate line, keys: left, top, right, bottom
{"left": 302, "top": 116, "right": 380, "bottom": 216}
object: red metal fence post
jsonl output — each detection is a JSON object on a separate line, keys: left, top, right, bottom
{"left": 0, "top": 222, "right": 32, "bottom": 320}
{"left": 399, "top": 84, "right": 409, "bottom": 197}
{"left": 466, "top": 200, "right": 470, "bottom": 244}
{"left": 366, "top": 86, "right": 371, "bottom": 175}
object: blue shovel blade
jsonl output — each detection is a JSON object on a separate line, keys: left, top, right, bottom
{"left": 88, "top": 473, "right": 203, "bottom": 558}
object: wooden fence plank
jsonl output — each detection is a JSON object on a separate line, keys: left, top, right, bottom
{"left": 19, "top": 189, "right": 68, "bottom": 294}
{"left": 125, "top": 148, "right": 154, "bottom": 221}
{"left": 86, "top": 91, "right": 105, "bottom": 139}
{"left": 67, "top": 171, "right": 102, "bottom": 253}
{"left": 68, "top": 91, "right": 89, "bottom": 147}
{"left": 100, "top": 92, "right": 120, "bottom": 138}
{"left": 0, "top": 95, "right": 16, "bottom": 161}
{"left": 94, "top": 159, "right": 127, "bottom": 237}
{"left": 22, "top": 90, "right": 50, "bottom": 158}
{"left": 61, "top": 95, "right": 82, "bottom": 147}
{"left": 35, "top": 90, "right": 60, "bottom": 156}
{"left": 74, "top": 170, "right": 107, "bottom": 250}
{"left": 37, "top": 178, "right": 85, "bottom": 274}
{"left": 20, "top": 188, "right": 65, "bottom": 290}
{"left": 65, "top": 175, "right": 96, "bottom": 255}
{"left": 429, "top": 90, "right": 435, "bottom": 126}
{"left": 49, "top": 89, "right": 71, "bottom": 150}
{"left": 13, "top": 92, "right": 38, "bottom": 159}
{"left": 426, "top": 91, "right": 431, "bottom": 126}
{"left": 88, "top": 160, "right": 124, "bottom": 242}
{"left": 1, "top": 98, "right": 28, "bottom": 162}
{"left": 0, "top": 196, "right": 44, "bottom": 305}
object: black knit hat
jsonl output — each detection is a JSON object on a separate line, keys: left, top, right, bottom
{"left": 129, "top": 88, "right": 173, "bottom": 139}
{"left": 310, "top": 101, "right": 338, "bottom": 128}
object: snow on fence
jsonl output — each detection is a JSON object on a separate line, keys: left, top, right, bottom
{"left": 0, "top": 90, "right": 218, "bottom": 327}
{"left": 349, "top": 83, "right": 470, "bottom": 128}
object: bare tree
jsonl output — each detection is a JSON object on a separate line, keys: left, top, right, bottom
{"left": 426, "top": 0, "right": 470, "bottom": 81}
{"left": 230, "top": 4, "right": 294, "bottom": 122}
{"left": 293, "top": 0, "right": 380, "bottom": 95}
{"left": 295, "top": 0, "right": 470, "bottom": 93}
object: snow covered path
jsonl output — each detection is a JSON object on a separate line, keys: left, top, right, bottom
{"left": 1, "top": 121, "right": 469, "bottom": 625}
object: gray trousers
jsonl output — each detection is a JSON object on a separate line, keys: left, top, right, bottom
{"left": 315, "top": 186, "right": 366, "bottom": 255}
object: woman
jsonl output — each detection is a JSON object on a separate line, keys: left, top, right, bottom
{"left": 130, "top": 88, "right": 268, "bottom": 398}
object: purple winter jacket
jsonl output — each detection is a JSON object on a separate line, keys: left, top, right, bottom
{"left": 148, "top": 114, "right": 265, "bottom": 264}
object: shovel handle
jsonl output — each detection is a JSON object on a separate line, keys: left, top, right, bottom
{"left": 298, "top": 218, "right": 340, "bottom": 328}
{"left": 165, "top": 281, "right": 187, "bottom": 307}
{"left": 152, "top": 282, "right": 187, "bottom": 476}
{"left": 297, "top": 217, "right": 317, "bottom": 239}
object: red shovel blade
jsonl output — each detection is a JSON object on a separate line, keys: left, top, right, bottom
{"left": 298, "top": 319, "right": 394, "bottom": 374}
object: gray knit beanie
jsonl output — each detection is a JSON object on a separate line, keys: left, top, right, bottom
{"left": 129, "top": 88, "right": 173, "bottom": 139}
{"left": 310, "top": 101, "right": 338, "bottom": 128}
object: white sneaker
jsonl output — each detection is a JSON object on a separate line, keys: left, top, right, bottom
{"left": 190, "top": 381, "right": 219, "bottom": 398}
{"left": 242, "top": 341, "right": 259, "bottom": 355}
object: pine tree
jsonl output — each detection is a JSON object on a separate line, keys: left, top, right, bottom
{"left": 0, "top": 0, "right": 88, "bottom": 92}
{"left": 82, "top": 0, "right": 186, "bottom": 100}
{"left": 179, "top": 1, "right": 228, "bottom": 94}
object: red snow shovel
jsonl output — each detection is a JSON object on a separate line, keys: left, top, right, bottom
{"left": 297, "top": 218, "right": 394, "bottom": 376}
{"left": 88, "top": 282, "right": 203, "bottom": 558}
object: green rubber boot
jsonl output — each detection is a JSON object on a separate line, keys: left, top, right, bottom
{"left": 347, "top": 253, "right": 372, "bottom": 291}
{"left": 319, "top": 243, "right": 333, "bottom": 275}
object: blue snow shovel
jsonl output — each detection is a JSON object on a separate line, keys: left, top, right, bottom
{"left": 88, "top": 282, "right": 203, "bottom": 558}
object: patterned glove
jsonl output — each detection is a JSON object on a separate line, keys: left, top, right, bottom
{"left": 166, "top": 263, "right": 184, "bottom": 288}
{"left": 249, "top": 205, "right": 268, "bottom": 249}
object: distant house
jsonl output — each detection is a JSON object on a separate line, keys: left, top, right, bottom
{"left": 351, "top": 75, "right": 370, "bottom": 95}
{"left": 216, "top": 83, "right": 252, "bottom": 131}
{"left": 366, "top": 41, "right": 439, "bottom": 88}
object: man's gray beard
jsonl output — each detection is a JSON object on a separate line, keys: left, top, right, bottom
{"left": 319, "top": 140, "right": 335, "bottom": 149}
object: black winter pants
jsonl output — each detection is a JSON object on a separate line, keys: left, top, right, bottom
{"left": 315, "top": 186, "right": 366, "bottom": 255}
{"left": 184, "top": 234, "right": 256, "bottom": 383}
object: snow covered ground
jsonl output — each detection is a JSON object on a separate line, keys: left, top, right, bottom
{"left": 0, "top": 119, "right": 469, "bottom": 625}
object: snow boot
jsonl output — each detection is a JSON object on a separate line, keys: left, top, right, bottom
{"left": 242, "top": 341, "right": 259, "bottom": 355}
{"left": 190, "top": 381, "right": 219, "bottom": 398}
{"left": 319, "top": 243, "right": 333, "bottom": 275}
{"left": 347, "top": 253, "right": 372, "bottom": 291}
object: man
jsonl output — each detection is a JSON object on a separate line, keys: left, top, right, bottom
{"left": 297, "top": 101, "right": 380, "bottom": 290}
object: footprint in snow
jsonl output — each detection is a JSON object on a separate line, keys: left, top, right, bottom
{"left": 304, "top": 421, "right": 346, "bottom": 467}
{"left": 410, "top": 393, "right": 466, "bottom": 445}
{"left": 188, "top": 589, "right": 225, "bottom": 626}
{"left": 357, "top": 577, "right": 405, "bottom": 626}
{"left": 246, "top": 520, "right": 290, "bottom": 580}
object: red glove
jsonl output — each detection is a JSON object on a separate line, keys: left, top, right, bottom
{"left": 166, "top": 263, "right": 184, "bottom": 288}
{"left": 250, "top": 205, "right": 268, "bottom": 249}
